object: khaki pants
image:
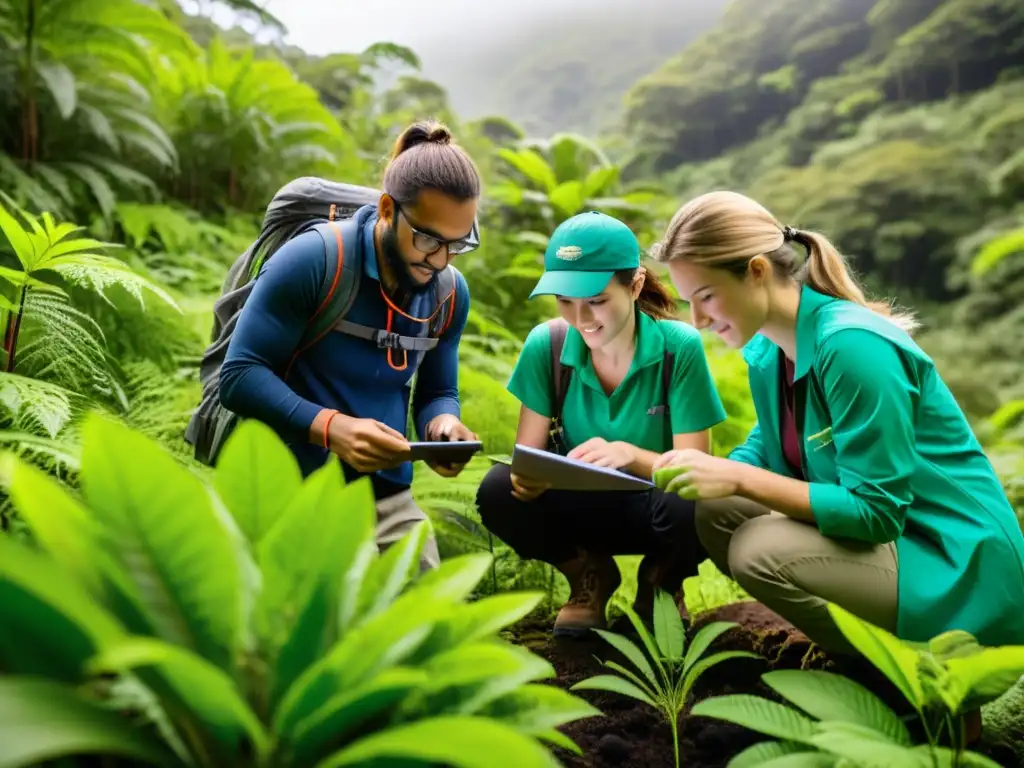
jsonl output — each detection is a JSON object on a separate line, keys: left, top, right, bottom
{"left": 375, "top": 490, "right": 440, "bottom": 572}
{"left": 695, "top": 497, "right": 899, "bottom": 655}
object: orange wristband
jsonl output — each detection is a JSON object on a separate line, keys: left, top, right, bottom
{"left": 320, "top": 409, "right": 340, "bottom": 449}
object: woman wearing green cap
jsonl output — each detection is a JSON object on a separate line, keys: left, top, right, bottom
{"left": 648, "top": 190, "right": 1024, "bottom": 740}
{"left": 476, "top": 211, "right": 728, "bottom": 636}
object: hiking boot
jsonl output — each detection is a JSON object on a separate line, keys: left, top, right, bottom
{"left": 632, "top": 553, "right": 688, "bottom": 628}
{"left": 552, "top": 550, "right": 621, "bottom": 638}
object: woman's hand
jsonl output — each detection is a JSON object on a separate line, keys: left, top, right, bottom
{"left": 510, "top": 472, "right": 551, "bottom": 502}
{"left": 567, "top": 438, "right": 636, "bottom": 471}
{"left": 652, "top": 449, "right": 740, "bottom": 500}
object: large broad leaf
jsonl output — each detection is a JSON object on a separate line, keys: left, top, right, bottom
{"left": 0, "top": 677, "right": 178, "bottom": 768}
{"left": 548, "top": 181, "right": 584, "bottom": 218}
{"left": 286, "top": 667, "right": 429, "bottom": 765}
{"left": 808, "top": 721, "right": 927, "bottom": 767}
{"left": 944, "top": 646, "right": 1024, "bottom": 712}
{"left": 690, "top": 695, "right": 819, "bottom": 744}
{"left": 727, "top": 740, "right": 818, "bottom": 768}
{"left": 497, "top": 148, "right": 557, "bottom": 192}
{"left": 86, "top": 637, "right": 268, "bottom": 761}
{"left": 407, "top": 591, "right": 544, "bottom": 663}
{"left": 78, "top": 414, "right": 243, "bottom": 673}
{"left": 409, "top": 641, "right": 555, "bottom": 717}
{"left": 257, "top": 465, "right": 376, "bottom": 708}
{"left": 826, "top": 603, "right": 923, "bottom": 706}
{"left": 0, "top": 532, "right": 123, "bottom": 684}
{"left": 0, "top": 536, "right": 124, "bottom": 682}
{"left": 479, "top": 683, "right": 601, "bottom": 735}
{"left": 352, "top": 520, "right": 427, "bottom": 626}
{"left": 213, "top": 419, "right": 303, "bottom": 546}
{"left": 314, "top": 716, "right": 561, "bottom": 768}
{"left": 762, "top": 670, "right": 910, "bottom": 745}
{"left": 5, "top": 456, "right": 103, "bottom": 595}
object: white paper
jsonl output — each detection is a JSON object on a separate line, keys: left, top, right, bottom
{"left": 511, "top": 444, "right": 653, "bottom": 492}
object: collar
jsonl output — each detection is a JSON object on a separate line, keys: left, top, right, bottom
{"left": 741, "top": 284, "right": 838, "bottom": 379}
{"left": 560, "top": 307, "right": 666, "bottom": 388}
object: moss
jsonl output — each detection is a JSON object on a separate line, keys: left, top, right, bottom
{"left": 980, "top": 674, "right": 1024, "bottom": 763}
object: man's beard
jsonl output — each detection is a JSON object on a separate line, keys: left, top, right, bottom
{"left": 380, "top": 222, "right": 440, "bottom": 297}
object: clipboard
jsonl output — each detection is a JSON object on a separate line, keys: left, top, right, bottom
{"left": 510, "top": 444, "right": 653, "bottom": 492}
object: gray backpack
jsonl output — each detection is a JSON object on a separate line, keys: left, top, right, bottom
{"left": 184, "top": 176, "right": 463, "bottom": 466}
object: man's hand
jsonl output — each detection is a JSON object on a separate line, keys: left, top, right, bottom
{"left": 424, "top": 414, "right": 478, "bottom": 478}
{"left": 567, "top": 437, "right": 636, "bottom": 471}
{"left": 510, "top": 471, "right": 551, "bottom": 502}
{"left": 324, "top": 412, "right": 410, "bottom": 473}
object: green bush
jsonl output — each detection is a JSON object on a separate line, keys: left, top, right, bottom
{"left": 0, "top": 414, "right": 599, "bottom": 767}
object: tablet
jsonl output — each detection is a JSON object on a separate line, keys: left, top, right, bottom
{"left": 406, "top": 441, "right": 483, "bottom": 463}
{"left": 510, "top": 444, "right": 653, "bottom": 492}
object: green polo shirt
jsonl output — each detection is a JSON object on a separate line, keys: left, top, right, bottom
{"left": 507, "top": 310, "right": 727, "bottom": 454}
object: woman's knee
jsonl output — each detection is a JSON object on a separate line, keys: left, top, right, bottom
{"left": 726, "top": 515, "right": 804, "bottom": 591}
{"left": 476, "top": 463, "right": 514, "bottom": 516}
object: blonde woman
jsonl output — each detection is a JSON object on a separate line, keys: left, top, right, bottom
{"left": 650, "top": 190, "right": 1024, "bottom": 737}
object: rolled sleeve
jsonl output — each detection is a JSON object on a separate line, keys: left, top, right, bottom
{"left": 808, "top": 329, "right": 918, "bottom": 544}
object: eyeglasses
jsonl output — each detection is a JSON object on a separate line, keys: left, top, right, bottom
{"left": 396, "top": 204, "right": 479, "bottom": 256}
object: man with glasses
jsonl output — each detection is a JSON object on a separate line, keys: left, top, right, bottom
{"left": 219, "top": 121, "right": 481, "bottom": 571}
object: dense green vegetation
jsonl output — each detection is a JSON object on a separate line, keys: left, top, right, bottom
{"left": 1, "top": 0, "right": 1023, "bottom": 764}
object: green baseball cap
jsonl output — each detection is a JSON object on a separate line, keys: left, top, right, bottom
{"left": 529, "top": 211, "right": 641, "bottom": 299}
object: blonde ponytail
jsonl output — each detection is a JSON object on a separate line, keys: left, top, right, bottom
{"left": 653, "top": 191, "right": 918, "bottom": 334}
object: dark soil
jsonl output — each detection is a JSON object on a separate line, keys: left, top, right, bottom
{"left": 504, "top": 601, "right": 1016, "bottom": 768}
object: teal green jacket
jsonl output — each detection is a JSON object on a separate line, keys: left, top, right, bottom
{"left": 731, "top": 285, "right": 1024, "bottom": 647}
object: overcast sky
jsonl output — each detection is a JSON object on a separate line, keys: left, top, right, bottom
{"left": 200, "top": 0, "right": 578, "bottom": 57}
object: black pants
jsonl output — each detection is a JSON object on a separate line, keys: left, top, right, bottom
{"left": 476, "top": 463, "right": 708, "bottom": 584}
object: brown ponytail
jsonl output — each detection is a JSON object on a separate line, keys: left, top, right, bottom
{"left": 382, "top": 120, "right": 481, "bottom": 205}
{"left": 652, "top": 190, "right": 918, "bottom": 333}
{"left": 613, "top": 268, "right": 678, "bottom": 321}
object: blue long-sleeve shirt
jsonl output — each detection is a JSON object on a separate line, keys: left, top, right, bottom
{"left": 219, "top": 205, "right": 469, "bottom": 497}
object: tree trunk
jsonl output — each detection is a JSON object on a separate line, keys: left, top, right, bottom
{"left": 20, "top": 0, "right": 38, "bottom": 164}
{"left": 4, "top": 284, "right": 28, "bottom": 373}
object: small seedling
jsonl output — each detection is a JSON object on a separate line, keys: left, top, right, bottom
{"left": 571, "top": 589, "right": 760, "bottom": 768}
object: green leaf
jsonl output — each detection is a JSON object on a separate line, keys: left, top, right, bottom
{"left": 826, "top": 603, "right": 923, "bottom": 706}
{"left": 756, "top": 754, "right": 840, "bottom": 767}
{"left": 614, "top": 600, "right": 669, "bottom": 681}
{"left": 0, "top": 198, "right": 36, "bottom": 267}
{"left": 0, "top": 536, "right": 124, "bottom": 682}
{"left": 86, "top": 636, "right": 268, "bottom": 759}
{"left": 79, "top": 414, "right": 242, "bottom": 672}
{"left": 0, "top": 677, "right": 177, "bottom": 768}
{"left": 411, "top": 592, "right": 544, "bottom": 662}
{"left": 971, "top": 227, "right": 1024, "bottom": 276}
{"left": 36, "top": 61, "right": 78, "bottom": 119}
{"left": 762, "top": 669, "right": 911, "bottom": 745}
{"left": 537, "top": 727, "right": 583, "bottom": 755}
{"left": 213, "top": 419, "right": 303, "bottom": 546}
{"left": 808, "top": 721, "right": 925, "bottom": 767}
{"left": 592, "top": 628, "right": 661, "bottom": 691}
{"left": 5, "top": 456, "right": 103, "bottom": 595}
{"left": 684, "top": 621, "right": 741, "bottom": 674}
{"left": 353, "top": 520, "right": 427, "bottom": 625}
{"left": 258, "top": 465, "right": 376, "bottom": 707}
{"left": 411, "top": 551, "right": 494, "bottom": 603}
{"left": 727, "top": 741, "right": 814, "bottom": 768}
{"left": 690, "top": 695, "right": 819, "bottom": 744}
{"left": 682, "top": 651, "right": 762, "bottom": 701}
{"left": 652, "top": 588, "right": 685, "bottom": 661}
{"left": 498, "top": 148, "right": 557, "bottom": 192}
{"left": 583, "top": 166, "right": 619, "bottom": 198}
{"left": 315, "top": 715, "right": 561, "bottom": 767}
{"left": 548, "top": 180, "right": 585, "bottom": 218}
{"left": 288, "top": 668, "right": 429, "bottom": 765}
{"left": 416, "top": 641, "right": 555, "bottom": 715}
{"left": 571, "top": 674, "right": 658, "bottom": 708}
{"left": 479, "top": 682, "right": 601, "bottom": 735}
{"left": 944, "top": 646, "right": 1024, "bottom": 712}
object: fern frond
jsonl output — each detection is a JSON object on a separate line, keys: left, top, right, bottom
{"left": 15, "top": 290, "right": 128, "bottom": 409}
{"left": 0, "top": 373, "right": 80, "bottom": 438}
